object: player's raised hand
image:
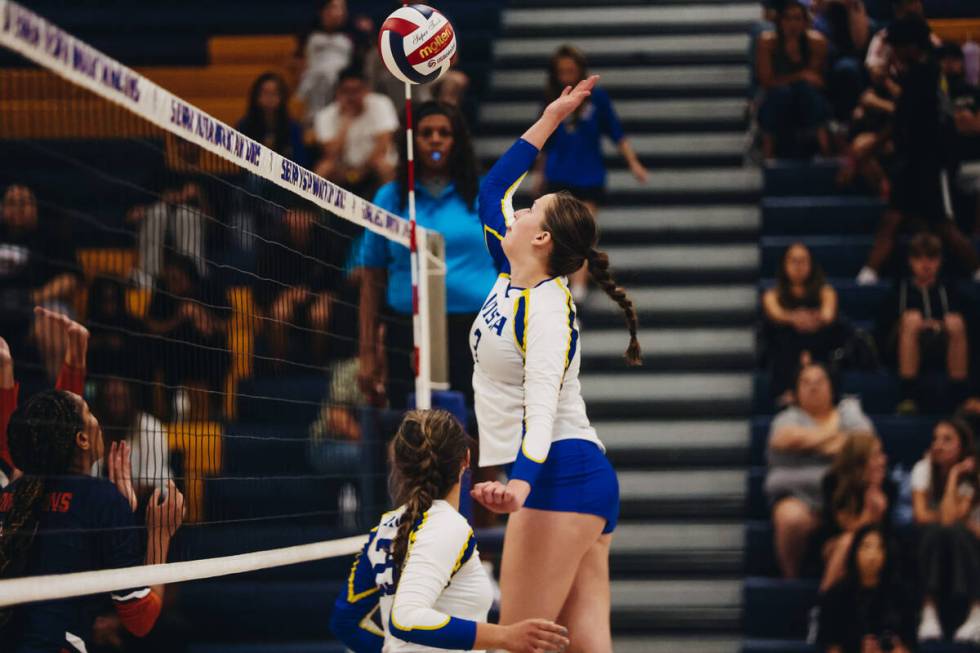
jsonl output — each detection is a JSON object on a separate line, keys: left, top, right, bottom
{"left": 108, "top": 440, "right": 138, "bottom": 513}
{"left": 543, "top": 75, "right": 599, "bottom": 124}
{"left": 147, "top": 480, "right": 184, "bottom": 538}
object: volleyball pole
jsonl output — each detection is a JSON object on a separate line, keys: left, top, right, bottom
{"left": 402, "top": 1, "right": 431, "bottom": 409}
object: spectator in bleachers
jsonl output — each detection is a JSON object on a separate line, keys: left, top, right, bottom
{"left": 941, "top": 42, "right": 980, "bottom": 237}
{"left": 238, "top": 72, "right": 310, "bottom": 168}
{"left": 143, "top": 254, "right": 228, "bottom": 420}
{"left": 857, "top": 16, "right": 980, "bottom": 285}
{"left": 875, "top": 233, "right": 970, "bottom": 413}
{"left": 0, "top": 390, "right": 184, "bottom": 652}
{"left": 254, "top": 207, "right": 336, "bottom": 371}
{"left": 357, "top": 101, "right": 495, "bottom": 411}
{"left": 763, "top": 242, "right": 845, "bottom": 406}
{"left": 296, "top": 0, "right": 365, "bottom": 121}
{"left": 92, "top": 377, "right": 172, "bottom": 500}
{"left": 911, "top": 417, "right": 980, "bottom": 643}
{"left": 756, "top": 0, "right": 833, "bottom": 158}
{"left": 127, "top": 141, "right": 208, "bottom": 290}
{"left": 818, "top": 432, "right": 893, "bottom": 591}
{"left": 865, "top": 0, "right": 938, "bottom": 86}
{"left": 313, "top": 66, "right": 398, "bottom": 200}
{"left": 767, "top": 362, "right": 874, "bottom": 578}
{"left": 811, "top": 0, "right": 872, "bottom": 121}
{"left": 86, "top": 276, "right": 145, "bottom": 381}
{"left": 531, "top": 45, "right": 648, "bottom": 299}
{"left": 817, "top": 523, "right": 914, "bottom": 653}
{"left": 0, "top": 184, "right": 81, "bottom": 380}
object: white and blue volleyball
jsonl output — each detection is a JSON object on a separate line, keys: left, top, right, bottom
{"left": 378, "top": 4, "right": 457, "bottom": 85}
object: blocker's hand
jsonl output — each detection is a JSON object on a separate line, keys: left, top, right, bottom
{"left": 543, "top": 75, "right": 599, "bottom": 125}
{"left": 470, "top": 479, "right": 530, "bottom": 514}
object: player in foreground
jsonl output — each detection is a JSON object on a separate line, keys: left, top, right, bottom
{"left": 331, "top": 409, "right": 569, "bottom": 652}
{"left": 469, "top": 75, "right": 641, "bottom": 653}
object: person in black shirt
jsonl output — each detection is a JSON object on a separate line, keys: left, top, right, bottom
{"left": 875, "top": 232, "right": 969, "bottom": 412}
{"left": 817, "top": 523, "right": 914, "bottom": 653}
{"left": 0, "top": 184, "right": 81, "bottom": 380}
{"left": 0, "top": 390, "right": 184, "bottom": 652}
{"left": 858, "top": 15, "right": 980, "bottom": 283}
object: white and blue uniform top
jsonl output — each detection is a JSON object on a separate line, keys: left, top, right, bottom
{"left": 471, "top": 138, "right": 603, "bottom": 486}
{"left": 331, "top": 500, "right": 492, "bottom": 653}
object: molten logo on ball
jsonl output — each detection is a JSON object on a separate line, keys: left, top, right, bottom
{"left": 378, "top": 4, "right": 457, "bottom": 85}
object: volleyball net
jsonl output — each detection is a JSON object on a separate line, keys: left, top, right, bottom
{"left": 0, "top": 0, "right": 449, "bottom": 615}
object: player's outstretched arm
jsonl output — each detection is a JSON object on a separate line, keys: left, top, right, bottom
{"left": 521, "top": 75, "right": 598, "bottom": 149}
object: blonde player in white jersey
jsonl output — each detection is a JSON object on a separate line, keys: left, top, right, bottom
{"left": 331, "top": 409, "right": 569, "bottom": 653}
{"left": 468, "top": 75, "right": 642, "bottom": 653}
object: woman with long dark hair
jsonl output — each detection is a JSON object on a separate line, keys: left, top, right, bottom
{"left": 817, "top": 523, "right": 914, "bottom": 653}
{"left": 911, "top": 418, "right": 980, "bottom": 643}
{"left": 762, "top": 242, "right": 844, "bottom": 405}
{"left": 330, "top": 409, "right": 569, "bottom": 652}
{"left": 0, "top": 390, "right": 184, "bottom": 651}
{"left": 756, "top": 0, "right": 832, "bottom": 158}
{"left": 357, "top": 102, "right": 496, "bottom": 410}
{"left": 466, "top": 76, "right": 640, "bottom": 652}
{"left": 533, "top": 45, "right": 647, "bottom": 299}
{"left": 237, "top": 72, "right": 309, "bottom": 167}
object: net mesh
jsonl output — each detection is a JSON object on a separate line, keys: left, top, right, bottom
{"left": 0, "top": 0, "right": 434, "bottom": 624}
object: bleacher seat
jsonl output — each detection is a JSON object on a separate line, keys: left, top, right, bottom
{"left": 742, "top": 640, "right": 816, "bottom": 653}
{"left": 764, "top": 159, "right": 845, "bottom": 197}
{"left": 762, "top": 196, "right": 883, "bottom": 236}
{"left": 236, "top": 375, "right": 328, "bottom": 425}
{"left": 744, "top": 577, "right": 819, "bottom": 640}
{"left": 222, "top": 422, "right": 311, "bottom": 475}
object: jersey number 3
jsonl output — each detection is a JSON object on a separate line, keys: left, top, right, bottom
{"left": 471, "top": 328, "right": 482, "bottom": 362}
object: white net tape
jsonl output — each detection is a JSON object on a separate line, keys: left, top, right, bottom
{"left": 0, "top": 534, "right": 366, "bottom": 607}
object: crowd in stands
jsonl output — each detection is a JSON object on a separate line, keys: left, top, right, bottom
{"left": 755, "top": 0, "right": 980, "bottom": 648}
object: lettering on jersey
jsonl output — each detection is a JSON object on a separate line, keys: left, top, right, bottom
{"left": 0, "top": 491, "right": 72, "bottom": 513}
{"left": 479, "top": 293, "right": 507, "bottom": 336}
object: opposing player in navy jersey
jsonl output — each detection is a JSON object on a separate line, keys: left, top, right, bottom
{"left": 330, "top": 409, "right": 569, "bottom": 652}
{"left": 468, "top": 75, "right": 641, "bottom": 653}
{"left": 0, "top": 389, "right": 184, "bottom": 652}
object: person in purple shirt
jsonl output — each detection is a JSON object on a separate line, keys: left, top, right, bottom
{"left": 532, "top": 46, "right": 648, "bottom": 299}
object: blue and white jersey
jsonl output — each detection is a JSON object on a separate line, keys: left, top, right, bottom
{"left": 472, "top": 138, "right": 602, "bottom": 487}
{"left": 332, "top": 500, "right": 492, "bottom": 653}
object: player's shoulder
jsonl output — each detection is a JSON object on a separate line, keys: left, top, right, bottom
{"left": 529, "top": 277, "right": 574, "bottom": 309}
{"left": 416, "top": 501, "right": 471, "bottom": 542}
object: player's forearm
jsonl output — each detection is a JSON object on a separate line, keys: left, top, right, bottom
{"left": 521, "top": 113, "right": 562, "bottom": 151}
{"left": 358, "top": 269, "right": 383, "bottom": 358}
{"left": 32, "top": 273, "right": 78, "bottom": 304}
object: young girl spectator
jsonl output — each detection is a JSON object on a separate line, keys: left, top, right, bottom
{"left": 911, "top": 418, "right": 980, "bottom": 643}
{"left": 766, "top": 363, "right": 873, "bottom": 578}
{"left": 533, "top": 46, "right": 648, "bottom": 299}
{"left": 357, "top": 102, "right": 497, "bottom": 410}
{"left": 818, "top": 432, "right": 893, "bottom": 591}
{"left": 763, "top": 243, "right": 844, "bottom": 405}
{"left": 0, "top": 390, "right": 184, "bottom": 652}
{"left": 330, "top": 409, "right": 568, "bottom": 652}
{"left": 817, "top": 523, "right": 914, "bottom": 653}
{"left": 237, "top": 72, "right": 310, "bottom": 168}
{"left": 756, "top": 0, "right": 832, "bottom": 158}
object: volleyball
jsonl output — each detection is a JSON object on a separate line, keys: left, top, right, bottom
{"left": 378, "top": 4, "right": 457, "bottom": 85}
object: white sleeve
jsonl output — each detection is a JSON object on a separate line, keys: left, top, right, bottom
{"left": 314, "top": 105, "right": 338, "bottom": 143}
{"left": 138, "top": 414, "right": 172, "bottom": 489}
{"left": 389, "top": 512, "right": 478, "bottom": 648}
{"left": 369, "top": 94, "right": 400, "bottom": 134}
{"left": 510, "top": 284, "right": 576, "bottom": 485}
{"left": 910, "top": 459, "right": 930, "bottom": 492}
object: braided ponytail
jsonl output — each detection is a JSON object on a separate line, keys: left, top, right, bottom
{"left": 0, "top": 390, "right": 84, "bottom": 629}
{"left": 388, "top": 410, "right": 470, "bottom": 573}
{"left": 544, "top": 192, "right": 642, "bottom": 367}
{"left": 587, "top": 248, "right": 642, "bottom": 366}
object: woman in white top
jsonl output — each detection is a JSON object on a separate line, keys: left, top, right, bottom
{"left": 910, "top": 418, "right": 980, "bottom": 643}
{"left": 331, "top": 409, "right": 569, "bottom": 653}
{"left": 468, "top": 76, "right": 640, "bottom": 653}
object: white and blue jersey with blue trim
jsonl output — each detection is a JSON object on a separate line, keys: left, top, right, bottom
{"left": 471, "top": 138, "right": 602, "bottom": 486}
{"left": 332, "top": 500, "right": 492, "bottom": 652}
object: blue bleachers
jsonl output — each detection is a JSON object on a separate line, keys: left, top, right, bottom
{"left": 236, "top": 375, "right": 329, "bottom": 425}
{"left": 744, "top": 578, "right": 819, "bottom": 640}
{"left": 762, "top": 196, "right": 883, "bottom": 236}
